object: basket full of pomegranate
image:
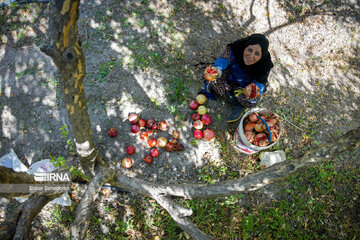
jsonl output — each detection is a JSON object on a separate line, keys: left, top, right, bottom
{"left": 234, "top": 108, "right": 282, "bottom": 153}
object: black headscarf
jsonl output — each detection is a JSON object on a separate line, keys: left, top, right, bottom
{"left": 228, "top": 33, "right": 274, "bottom": 84}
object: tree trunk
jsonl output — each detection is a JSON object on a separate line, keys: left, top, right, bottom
{"left": 40, "top": 0, "right": 105, "bottom": 177}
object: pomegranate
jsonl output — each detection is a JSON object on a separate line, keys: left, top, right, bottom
{"left": 121, "top": 157, "right": 133, "bottom": 168}
{"left": 197, "top": 105, "right": 207, "bottom": 115}
{"left": 146, "top": 119, "right": 155, "bottom": 129}
{"left": 249, "top": 113, "right": 258, "bottom": 123}
{"left": 243, "top": 118, "right": 251, "bottom": 125}
{"left": 264, "top": 116, "right": 278, "bottom": 128}
{"left": 259, "top": 139, "right": 270, "bottom": 147}
{"left": 128, "top": 113, "right": 139, "bottom": 124}
{"left": 254, "top": 133, "right": 267, "bottom": 142}
{"left": 250, "top": 84, "right": 257, "bottom": 99}
{"left": 173, "top": 130, "right": 180, "bottom": 139}
{"left": 265, "top": 119, "right": 275, "bottom": 128}
{"left": 196, "top": 94, "right": 207, "bottom": 104}
{"left": 139, "top": 119, "right": 147, "bottom": 128}
{"left": 140, "top": 131, "right": 149, "bottom": 141}
{"left": 193, "top": 130, "right": 203, "bottom": 139}
{"left": 158, "top": 121, "right": 168, "bottom": 131}
{"left": 204, "top": 66, "right": 218, "bottom": 82}
{"left": 244, "top": 83, "right": 259, "bottom": 100}
{"left": 192, "top": 112, "right": 201, "bottom": 121}
{"left": 144, "top": 154, "right": 153, "bottom": 164}
{"left": 244, "top": 131, "right": 255, "bottom": 143}
{"left": 267, "top": 124, "right": 279, "bottom": 135}
{"left": 169, "top": 137, "right": 177, "bottom": 144}
{"left": 131, "top": 124, "right": 140, "bottom": 134}
{"left": 254, "top": 121, "right": 264, "bottom": 132}
{"left": 148, "top": 138, "right": 157, "bottom": 148}
{"left": 107, "top": 128, "right": 117, "bottom": 138}
{"left": 165, "top": 142, "right": 175, "bottom": 152}
{"left": 270, "top": 127, "right": 279, "bottom": 135}
{"left": 201, "top": 114, "right": 212, "bottom": 125}
{"left": 157, "top": 137, "right": 167, "bottom": 148}
{"left": 151, "top": 123, "right": 158, "bottom": 131}
{"left": 203, "top": 129, "right": 215, "bottom": 141}
{"left": 244, "top": 123, "right": 256, "bottom": 132}
{"left": 150, "top": 148, "right": 159, "bottom": 157}
{"left": 125, "top": 146, "right": 135, "bottom": 155}
{"left": 193, "top": 120, "right": 204, "bottom": 130}
{"left": 271, "top": 114, "right": 279, "bottom": 124}
{"left": 174, "top": 143, "right": 185, "bottom": 152}
{"left": 270, "top": 130, "right": 279, "bottom": 143}
{"left": 189, "top": 100, "right": 199, "bottom": 110}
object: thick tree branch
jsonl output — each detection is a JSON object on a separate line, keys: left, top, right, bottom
{"left": 70, "top": 167, "right": 115, "bottom": 239}
{"left": 0, "top": 167, "right": 36, "bottom": 199}
{"left": 0, "top": 166, "right": 70, "bottom": 199}
{"left": 108, "top": 127, "right": 360, "bottom": 239}
{"left": 153, "top": 195, "right": 212, "bottom": 240}
{"left": 13, "top": 194, "right": 60, "bottom": 240}
{"left": 0, "top": 167, "right": 35, "bottom": 184}
{"left": 112, "top": 127, "right": 360, "bottom": 200}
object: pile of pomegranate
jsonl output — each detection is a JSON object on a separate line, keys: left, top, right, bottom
{"left": 189, "top": 94, "right": 215, "bottom": 141}
{"left": 107, "top": 113, "right": 185, "bottom": 168}
{"left": 243, "top": 112, "right": 280, "bottom": 147}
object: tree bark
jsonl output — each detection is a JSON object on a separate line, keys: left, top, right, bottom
{"left": 71, "top": 167, "right": 115, "bottom": 240}
{"left": 40, "top": 0, "right": 105, "bottom": 177}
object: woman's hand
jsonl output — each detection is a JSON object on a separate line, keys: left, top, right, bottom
{"left": 204, "top": 65, "right": 219, "bottom": 82}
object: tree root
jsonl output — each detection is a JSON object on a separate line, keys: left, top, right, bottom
{"left": 0, "top": 194, "right": 59, "bottom": 240}
{"left": 70, "top": 167, "right": 115, "bottom": 239}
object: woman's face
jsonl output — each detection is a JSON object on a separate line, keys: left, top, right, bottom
{"left": 243, "top": 44, "right": 262, "bottom": 65}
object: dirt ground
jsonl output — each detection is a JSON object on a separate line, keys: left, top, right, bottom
{"left": 0, "top": 0, "right": 359, "bottom": 239}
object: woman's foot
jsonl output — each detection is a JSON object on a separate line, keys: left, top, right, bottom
{"left": 223, "top": 91, "right": 238, "bottom": 105}
{"left": 226, "top": 105, "right": 245, "bottom": 123}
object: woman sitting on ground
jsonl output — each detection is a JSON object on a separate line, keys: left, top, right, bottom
{"left": 201, "top": 33, "right": 274, "bottom": 123}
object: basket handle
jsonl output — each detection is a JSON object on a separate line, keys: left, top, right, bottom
{"left": 257, "top": 116, "right": 271, "bottom": 143}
